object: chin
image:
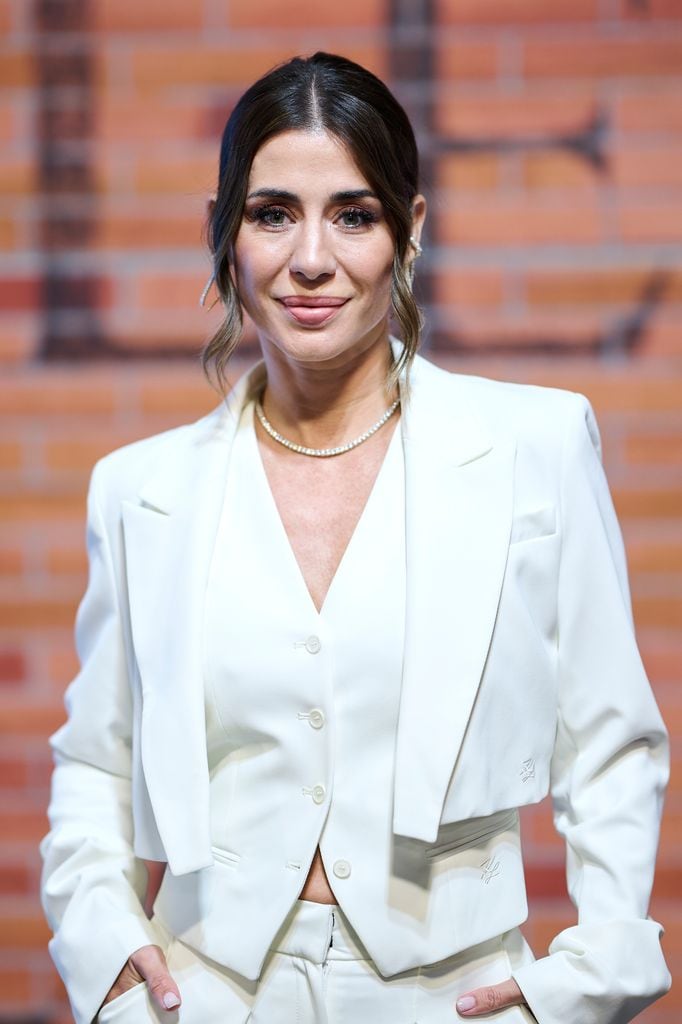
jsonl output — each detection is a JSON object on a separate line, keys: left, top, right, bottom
{"left": 261, "top": 319, "right": 388, "bottom": 369}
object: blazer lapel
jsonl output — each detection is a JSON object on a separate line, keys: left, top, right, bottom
{"left": 393, "top": 356, "right": 516, "bottom": 843}
{"left": 122, "top": 363, "right": 265, "bottom": 875}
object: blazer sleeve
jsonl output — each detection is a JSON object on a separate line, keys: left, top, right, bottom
{"left": 40, "top": 461, "right": 164, "bottom": 1024}
{"left": 511, "top": 394, "right": 671, "bottom": 1024}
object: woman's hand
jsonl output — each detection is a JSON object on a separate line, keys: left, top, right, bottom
{"left": 101, "top": 944, "right": 181, "bottom": 1013}
{"left": 456, "top": 977, "right": 527, "bottom": 1017}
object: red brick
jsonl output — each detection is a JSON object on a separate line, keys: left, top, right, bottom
{"left": 0, "top": 592, "right": 79, "bottom": 629}
{"left": 523, "top": 153, "right": 599, "bottom": 189}
{"left": 439, "top": 198, "right": 602, "bottom": 244}
{"left": 139, "top": 379, "right": 218, "bottom": 417}
{"left": 0, "top": 52, "right": 34, "bottom": 88}
{"left": 435, "top": 43, "right": 499, "bottom": 81}
{"left": 47, "top": 547, "right": 88, "bottom": 576}
{"left": 0, "top": 315, "right": 40, "bottom": 363}
{"left": 524, "top": 36, "right": 682, "bottom": 78}
{"left": 0, "top": 102, "right": 14, "bottom": 144}
{"left": 0, "top": 913, "right": 51, "bottom": 949}
{"left": 0, "top": 547, "right": 23, "bottom": 575}
{"left": 0, "top": 703, "right": 65, "bottom": 738}
{"left": 93, "top": 0, "right": 204, "bottom": 31}
{"left": 626, "top": 436, "right": 682, "bottom": 465}
{"left": 619, "top": 203, "right": 682, "bottom": 242}
{"left": 0, "top": 277, "right": 40, "bottom": 312}
{"left": 134, "top": 153, "right": 216, "bottom": 195}
{"left": 620, "top": 0, "right": 682, "bottom": 18}
{"left": 48, "top": 647, "right": 80, "bottom": 690}
{"left": 437, "top": 153, "right": 501, "bottom": 190}
{"left": 0, "top": 650, "right": 26, "bottom": 685}
{"left": 0, "top": 807, "right": 50, "bottom": 842}
{"left": 0, "top": 0, "right": 13, "bottom": 33}
{"left": 0, "top": 966, "right": 31, "bottom": 1000}
{"left": 613, "top": 146, "right": 682, "bottom": 188}
{"left": 0, "top": 217, "right": 17, "bottom": 249}
{"left": 526, "top": 268, "right": 682, "bottom": 306}
{"left": 0, "top": 492, "right": 86, "bottom": 522}
{"left": 95, "top": 211, "right": 201, "bottom": 249}
{"left": 616, "top": 88, "right": 682, "bottom": 134}
{"left": 0, "top": 757, "right": 28, "bottom": 789}
{"left": 0, "top": 377, "right": 116, "bottom": 416}
{"left": 643, "top": 322, "right": 682, "bottom": 357}
{"left": 137, "top": 272, "right": 210, "bottom": 309}
{"left": 432, "top": 269, "right": 505, "bottom": 308}
{"left": 614, "top": 488, "right": 682, "bottom": 520}
{"left": 0, "top": 440, "right": 22, "bottom": 468}
{"left": 95, "top": 97, "right": 203, "bottom": 143}
{"left": 632, "top": 597, "right": 682, "bottom": 630}
{"left": 438, "top": 0, "right": 597, "bottom": 22}
{"left": 639, "top": 643, "right": 682, "bottom": 684}
{"left": 628, "top": 540, "right": 682, "bottom": 572}
{"left": 436, "top": 90, "right": 597, "bottom": 137}
{"left": 133, "top": 46, "right": 387, "bottom": 91}
{"left": 44, "top": 434, "right": 138, "bottom": 472}
{"left": 0, "top": 158, "right": 35, "bottom": 195}
{"left": 230, "top": 0, "right": 384, "bottom": 28}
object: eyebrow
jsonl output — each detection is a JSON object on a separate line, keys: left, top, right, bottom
{"left": 246, "top": 188, "right": 379, "bottom": 203}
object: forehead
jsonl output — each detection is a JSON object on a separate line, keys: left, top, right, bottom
{"left": 247, "top": 129, "right": 370, "bottom": 191}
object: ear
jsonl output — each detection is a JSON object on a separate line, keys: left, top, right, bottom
{"left": 409, "top": 193, "right": 427, "bottom": 249}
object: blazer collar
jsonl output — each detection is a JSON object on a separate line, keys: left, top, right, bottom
{"left": 394, "top": 350, "right": 515, "bottom": 842}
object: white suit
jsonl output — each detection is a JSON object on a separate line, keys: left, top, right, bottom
{"left": 40, "top": 350, "right": 670, "bottom": 1024}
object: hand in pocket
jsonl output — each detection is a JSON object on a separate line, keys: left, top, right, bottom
{"left": 101, "top": 943, "right": 181, "bottom": 1013}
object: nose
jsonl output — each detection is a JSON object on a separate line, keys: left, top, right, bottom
{"left": 289, "top": 221, "right": 336, "bottom": 281}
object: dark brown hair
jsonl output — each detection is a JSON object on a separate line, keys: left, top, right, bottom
{"left": 202, "top": 51, "right": 423, "bottom": 394}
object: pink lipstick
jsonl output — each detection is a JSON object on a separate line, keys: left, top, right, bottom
{"left": 278, "top": 295, "right": 348, "bottom": 327}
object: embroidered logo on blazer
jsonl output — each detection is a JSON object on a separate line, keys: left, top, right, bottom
{"left": 480, "top": 856, "right": 502, "bottom": 884}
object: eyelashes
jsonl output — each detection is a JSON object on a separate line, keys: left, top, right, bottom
{"left": 247, "top": 205, "right": 380, "bottom": 231}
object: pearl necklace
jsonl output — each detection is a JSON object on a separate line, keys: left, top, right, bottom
{"left": 255, "top": 396, "right": 400, "bottom": 458}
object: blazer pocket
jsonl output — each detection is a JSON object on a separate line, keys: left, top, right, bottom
{"left": 425, "top": 809, "right": 518, "bottom": 860}
{"left": 211, "top": 845, "right": 242, "bottom": 869}
{"left": 509, "top": 505, "right": 556, "bottom": 546}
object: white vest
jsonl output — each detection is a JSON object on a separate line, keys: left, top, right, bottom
{"left": 153, "top": 399, "right": 526, "bottom": 980}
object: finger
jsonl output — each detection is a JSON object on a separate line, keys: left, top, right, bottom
{"left": 456, "top": 978, "right": 525, "bottom": 1017}
{"left": 130, "top": 943, "right": 181, "bottom": 1012}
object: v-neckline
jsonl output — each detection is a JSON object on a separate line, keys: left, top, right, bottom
{"left": 246, "top": 400, "right": 401, "bottom": 618}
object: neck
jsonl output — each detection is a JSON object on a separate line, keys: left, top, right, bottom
{"left": 258, "top": 329, "right": 398, "bottom": 449}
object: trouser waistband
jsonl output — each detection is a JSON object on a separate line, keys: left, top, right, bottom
{"left": 268, "top": 898, "right": 373, "bottom": 964}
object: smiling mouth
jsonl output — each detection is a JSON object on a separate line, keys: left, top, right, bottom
{"left": 277, "top": 296, "right": 349, "bottom": 326}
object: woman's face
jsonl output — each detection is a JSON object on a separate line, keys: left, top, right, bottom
{"left": 233, "top": 129, "right": 423, "bottom": 372}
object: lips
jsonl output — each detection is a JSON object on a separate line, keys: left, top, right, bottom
{"left": 278, "top": 295, "right": 349, "bottom": 327}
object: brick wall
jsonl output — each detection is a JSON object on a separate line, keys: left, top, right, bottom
{"left": 1, "top": 0, "right": 680, "bottom": 1020}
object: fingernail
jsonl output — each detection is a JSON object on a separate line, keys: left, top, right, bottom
{"left": 457, "top": 995, "right": 477, "bottom": 1013}
{"left": 163, "top": 992, "right": 180, "bottom": 1009}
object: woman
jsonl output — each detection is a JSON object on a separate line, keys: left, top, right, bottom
{"left": 41, "top": 53, "right": 670, "bottom": 1024}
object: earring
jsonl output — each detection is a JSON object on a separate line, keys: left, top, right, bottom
{"left": 409, "top": 235, "right": 423, "bottom": 256}
{"left": 199, "top": 271, "right": 216, "bottom": 308}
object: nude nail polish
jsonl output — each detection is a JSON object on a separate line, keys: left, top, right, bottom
{"left": 457, "top": 995, "right": 476, "bottom": 1012}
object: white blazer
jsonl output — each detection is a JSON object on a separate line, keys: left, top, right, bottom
{"left": 41, "top": 350, "right": 670, "bottom": 1024}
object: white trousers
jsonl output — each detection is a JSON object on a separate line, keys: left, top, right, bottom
{"left": 97, "top": 899, "right": 537, "bottom": 1024}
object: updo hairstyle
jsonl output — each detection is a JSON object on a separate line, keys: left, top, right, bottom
{"left": 202, "top": 51, "right": 423, "bottom": 394}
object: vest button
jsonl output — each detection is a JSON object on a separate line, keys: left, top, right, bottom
{"left": 308, "top": 708, "right": 325, "bottom": 729}
{"left": 305, "top": 635, "right": 321, "bottom": 654}
{"left": 333, "top": 859, "right": 351, "bottom": 879}
{"left": 311, "top": 784, "right": 326, "bottom": 804}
